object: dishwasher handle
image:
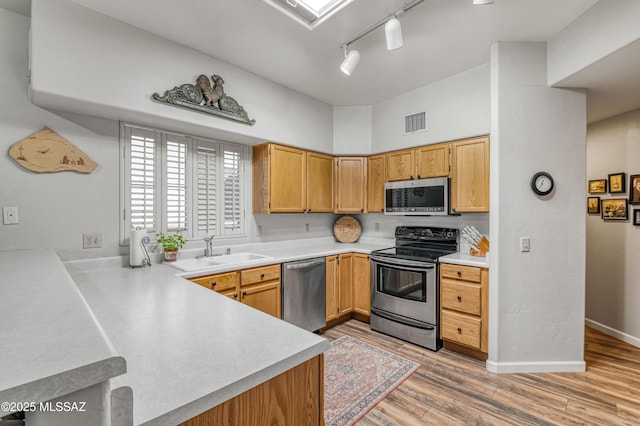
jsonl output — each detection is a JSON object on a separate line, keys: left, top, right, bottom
{"left": 285, "top": 259, "right": 325, "bottom": 270}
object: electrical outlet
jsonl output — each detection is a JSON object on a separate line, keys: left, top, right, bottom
{"left": 83, "top": 232, "right": 102, "bottom": 248}
{"left": 520, "top": 237, "right": 530, "bottom": 252}
{"left": 3, "top": 206, "right": 19, "bottom": 225}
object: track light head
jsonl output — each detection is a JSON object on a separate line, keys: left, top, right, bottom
{"left": 385, "top": 17, "right": 403, "bottom": 51}
{"left": 340, "top": 47, "right": 361, "bottom": 76}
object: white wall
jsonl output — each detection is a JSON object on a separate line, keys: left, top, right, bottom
{"left": 488, "top": 42, "right": 587, "bottom": 373}
{"left": 30, "top": 0, "right": 334, "bottom": 153}
{"left": 0, "top": 9, "right": 122, "bottom": 260}
{"left": 333, "top": 106, "right": 372, "bottom": 155}
{"left": 585, "top": 108, "right": 640, "bottom": 347}
{"left": 548, "top": 0, "right": 640, "bottom": 85}
{"left": 371, "top": 64, "right": 490, "bottom": 152}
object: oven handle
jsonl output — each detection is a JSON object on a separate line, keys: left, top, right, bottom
{"left": 371, "top": 308, "right": 435, "bottom": 330}
{"left": 370, "top": 255, "right": 436, "bottom": 269}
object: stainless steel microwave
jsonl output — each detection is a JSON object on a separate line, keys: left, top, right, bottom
{"left": 384, "top": 177, "right": 449, "bottom": 215}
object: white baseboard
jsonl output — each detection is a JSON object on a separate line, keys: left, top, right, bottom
{"left": 585, "top": 318, "right": 640, "bottom": 348}
{"left": 486, "top": 360, "right": 586, "bottom": 374}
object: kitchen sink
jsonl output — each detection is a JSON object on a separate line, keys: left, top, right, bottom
{"left": 167, "top": 252, "right": 274, "bottom": 272}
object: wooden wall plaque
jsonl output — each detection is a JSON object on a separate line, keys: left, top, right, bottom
{"left": 9, "top": 128, "right": 98, "bottom": 174}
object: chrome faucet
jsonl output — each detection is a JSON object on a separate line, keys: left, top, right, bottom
{"left": 203, "top": 235, "right": 215, "bottom": 257}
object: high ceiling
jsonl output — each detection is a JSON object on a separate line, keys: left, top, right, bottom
{"left": 3, "top": 0, "right": 640, "bottom": 122}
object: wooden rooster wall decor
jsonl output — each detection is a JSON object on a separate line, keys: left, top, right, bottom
{"left": 152, "top": 74, "right": 255, "bottom": 125}
{"left": 9, "top": 128, "right": 98, "bottom": 174}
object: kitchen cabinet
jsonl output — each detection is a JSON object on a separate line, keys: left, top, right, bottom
{"left": 450, "top": 136, "right": 490, "bottom": 213}
{"left": 352, "top": 253, "right": 370, "bottom": 317}
{"left": 253, "top": 143, "right": 334, "bottom": 214}
{"left": 335, "top": 157, "right": 367, "bottom": 213}
{"left": 439, "top": 263, "right": 488, "bottom": 356}
{"left": 386, "top": 149, "right": 414, "bottom": 181}
{"left": 189, "top": 264, "right": 281, "bottom": 318}
{"left": 325, "top": 253, "right": 356, "bottom": 321}
{"left": 367, "top": 154, "right": 385, "bottom": 213}
{"left": 306, "top": 151, "right": 334, "bottom": 212}
{"left": 180, "top": 355, "right": 323, "bottom": 426}
{"left": 415, "top": 143, "right": 450, "bottom": 178}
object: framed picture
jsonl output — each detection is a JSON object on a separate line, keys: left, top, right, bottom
{"left": 629, "top": 174, "right": 640, "bottom": 204}
{"left": 634, "top": 209, "right": 640, "bottom": 226}
{"left": 587, "top": 196, "right": 600, "bottom": 214}
{"left": 588, "top": 179, "right": 607, "bottom": 194}
{"left": 601, "top": 198, "right": 628, "bottom": 220}
{"left": 608, "top": 172, "right": 626, "bottom": 193}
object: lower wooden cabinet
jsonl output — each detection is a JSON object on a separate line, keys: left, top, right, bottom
{"left": 180, "top": 354, "right": 323, "bottom": 426}
{"left": 325, "top": 255, "right": 339, "bottom": 322}
{"left": 439, "top": 263, "right": 488, "bottom": 355}
{"left": 190, "top": 264, "right": 281, "bottom": 318}
{"left": 338, "top": 253, "right": 353, "bottom": 317}
{"left": 352, "top": 253, "right": 370, "bottom": 316}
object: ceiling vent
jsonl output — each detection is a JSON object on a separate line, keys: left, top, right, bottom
{"left": 404, "top": 111, "right": 427, "bottom": 134}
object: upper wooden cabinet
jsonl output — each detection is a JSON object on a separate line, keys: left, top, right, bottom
{"left": 415, "top": 144, "right": 450, "bottom": 179}
{"left": 306, "top": 151, "right": 334, "bottom": 213}
{"left": 386, "top": 149, "right": 414, "bottom": 181}
{"left": 253, "top": 143, "right": 333, "bottom": 214}
{"left": 367, "top": 154, "right": 385, "bottom": 213}
{"left": 450, "top": 136, "right": 490, "bottom": 213}
{"left": 386, "top": 144, "right": 451, "bottom": 182}
{"left": 335, "top": 157, "right": 367, "bottom": 213}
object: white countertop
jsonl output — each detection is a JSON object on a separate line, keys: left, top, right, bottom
{"left": 1, "top": 238, "right": 391, "bottom": 425}
{"left": 440, "top": 252, "right": 489, "bottom": 268}
{"left": 0, "top": 250, "right": 125, "bottom": 416}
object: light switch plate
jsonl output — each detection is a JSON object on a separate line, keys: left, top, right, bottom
{"left": 520, "top": 237, "right": 530, "bottom": 252}
{"left": 3, "top": 206, "right": 19, "bottom": 225}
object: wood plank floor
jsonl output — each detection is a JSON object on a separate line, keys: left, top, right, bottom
{"left": 320, "top": 320, "right": 640, "bottom": 425}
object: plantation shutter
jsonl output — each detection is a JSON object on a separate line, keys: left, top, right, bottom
{"left": 221, "top": 144, "right": 243, "bottom": 235}
{"left": 164, "top": 134, "right": 188, "bottom": 233}
{"left": 195, "top": 140, "right": 217, "bottom": 237}
{"left": 128, "top": 127, "right": 157, "bottom": 232}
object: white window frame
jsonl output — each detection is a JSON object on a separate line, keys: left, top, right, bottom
{"left": 119, "top": 122, "right": 246, "bottom": 245}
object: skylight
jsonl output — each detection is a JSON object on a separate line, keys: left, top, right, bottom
{"left": 263, "top": 0, "right": 355, "bottom": 30}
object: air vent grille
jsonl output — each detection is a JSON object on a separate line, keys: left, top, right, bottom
{"left": 404, "top": 111, "right": 427, "bottom": 134}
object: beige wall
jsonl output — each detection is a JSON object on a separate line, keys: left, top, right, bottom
{"left": 586, "top": 108, "right": 640, "bottom": 346}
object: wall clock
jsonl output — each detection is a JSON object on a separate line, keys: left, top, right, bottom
{"left": 531, "top": 172, "right": 554, "bottom": 196}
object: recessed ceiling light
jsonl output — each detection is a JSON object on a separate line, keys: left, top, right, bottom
{"left": 263, "top": 0, "right": 355, "bottom": 30}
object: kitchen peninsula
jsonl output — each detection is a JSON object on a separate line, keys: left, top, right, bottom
{"left": 1, "top": 237, "right": 392, "bottom": 425}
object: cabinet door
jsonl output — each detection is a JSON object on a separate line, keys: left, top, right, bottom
{"left": 415, "top": 144, "right": 450, "bottom": 179}
{"left": 338, "top": 253, "right": 353, "bottom": 317}
{"left": 335, "top": 157, "right": 367, "bottom": 213}
{"left": 326, "top": 255, "right": 339, "bottom": 321}
{"left": 450, "top": 137, "right": 490, "bottom": 213}
{"left": 352, "top": 253, "right": 370, "bottom": 316}
{"left": 307, "top": 151, "right": 334, "bottom": 212}
{"left": 367, "top": 154, "right": 385, "bottom": 213}
{"left": 386, "top": 149, "right": 414, "bottom": 181}
{"left": 241, "top": 281, "right": 281, "bottom": 318}
{"left": 269, "top": 144, "right": 306, "bottom": 212}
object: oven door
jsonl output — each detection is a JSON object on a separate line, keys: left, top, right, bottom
{"left": 370, "top": 255, "right": 437, "bottom": 325}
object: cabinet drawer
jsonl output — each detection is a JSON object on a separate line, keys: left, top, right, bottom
{"left": 241, "top": 264, "right": 281, "bottom": 286}
{"left": 440, "top": 263, "right": 481, "bottom": 283}
{"left": 441, "top": 280, "right": 481, "bottom": 315}
{"left": 191, "top": 271, "right": 239, "bottom": 292}
{"left": 441, "top": 309, "right": 481, "bottom": 349}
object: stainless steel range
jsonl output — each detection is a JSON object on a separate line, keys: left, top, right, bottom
{"left": 370, "top": 226, "right": 458, "bottom": 351}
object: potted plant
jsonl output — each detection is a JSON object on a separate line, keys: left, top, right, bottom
{"left": 156, "top": 232, "right": 186, "bottom": 262}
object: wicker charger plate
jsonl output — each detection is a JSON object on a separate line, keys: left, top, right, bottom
{"left": 333, "top": 216, "right": 362, "bottom": 243}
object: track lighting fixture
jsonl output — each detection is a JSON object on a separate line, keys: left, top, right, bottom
{"left": 340, "top": 46, "right": 361, "bottom": 76}
{"left": 338, "top": 0, "right": 424, "bottom": 76}
{"left": 384, "top": 17, "right": 403, "bottom": 51}
{"left": 473, "top": 0, "right": 494, "bottom": 4}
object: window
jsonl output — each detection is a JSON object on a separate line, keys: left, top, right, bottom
{"left": 262, "top": 0, "right": 354, "bottom": 29}
{"left": 120, "top": 123, "right": 246, "bottom": 244}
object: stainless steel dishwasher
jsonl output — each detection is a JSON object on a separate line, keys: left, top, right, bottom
{"left": 282, "top": 257, "right": 326, "bottom": 332}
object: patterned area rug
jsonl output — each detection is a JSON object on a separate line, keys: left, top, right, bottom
{"left": 324, "top": 336, "right": 420, "bottom": 426}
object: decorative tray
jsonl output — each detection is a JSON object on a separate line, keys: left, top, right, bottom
{"left": 333, "top": 216, "right": 362, "bottom": 243}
